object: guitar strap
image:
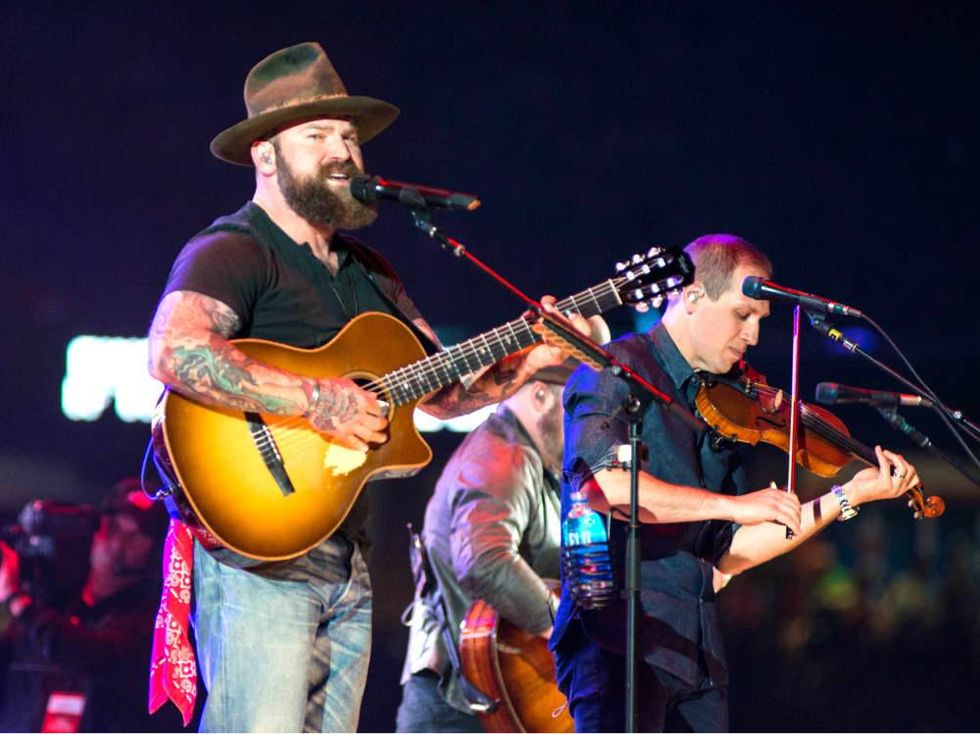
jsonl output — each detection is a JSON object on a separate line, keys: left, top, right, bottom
{"left": 405, "top": 526, "right": 498, "bottom": 713}
{"left": 339, "top": 234, "right": 441, "bottom": 356}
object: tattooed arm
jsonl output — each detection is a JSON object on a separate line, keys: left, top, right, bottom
{"left": 419, "top": 296, "right": 595, "bottom": 420}
{"left": 148, "top": 290, "right": 387, "bottom": 451}
{"left": 418, "top": 349, "right": 548, "bottom": 419}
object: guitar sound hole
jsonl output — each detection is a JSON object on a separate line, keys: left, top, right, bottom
{"left": 351, "top": 376, "right": 391, "bottom": 419}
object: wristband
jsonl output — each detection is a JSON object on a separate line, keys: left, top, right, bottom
{"left": 832, "top": 485, "right": 859, "bottom": 521}
{"left": 304, "top": 382, "right": 321, "bottom": 418}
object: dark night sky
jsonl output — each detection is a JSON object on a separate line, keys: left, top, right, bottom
{"left": 2, "top": 2, "right": 979, "bottom": 727}
{"left": 4, "top": 2, "right": 977, "bottom": 499}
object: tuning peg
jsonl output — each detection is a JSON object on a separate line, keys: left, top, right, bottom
{"left": 664, "top": 275, "right": 685, "bottom": 290}
{"left": 633, "top": 301, "right": 650, "bottom": 313}
{"left": 626, "top": 287, "right": 645, "bottom": 304}
{"left": 614, "top": 259, "right": 630, "bottom": 273}
{"left": 617, "top": 245, "right": 664, "bottom": 273}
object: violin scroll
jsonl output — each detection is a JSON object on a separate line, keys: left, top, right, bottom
{"left": 908, "top": 488, "right": 945, "bottom": 520}
{"left": 695, "top": 375, "right": 945, "bottom": 523}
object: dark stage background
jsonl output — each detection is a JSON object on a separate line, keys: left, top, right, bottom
{"left": 3, "top": 2, "right": 979, "bottom": 731}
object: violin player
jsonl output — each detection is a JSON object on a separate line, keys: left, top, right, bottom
{"left": 550, "top": 234, "right": 921, "bottom": 732}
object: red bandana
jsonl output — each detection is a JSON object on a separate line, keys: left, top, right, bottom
{"left": 148, "top": 518, "right": 196, "bottom": 726}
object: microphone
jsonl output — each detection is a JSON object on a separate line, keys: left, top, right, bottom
{"left": 349, "top": 175, "right": 481, "bottom": 211}
{"left": 815, "top": 382, "right": 934, "bottom": 408}
{"left": 742, "top": 276, "right": 863, "bottom": 317}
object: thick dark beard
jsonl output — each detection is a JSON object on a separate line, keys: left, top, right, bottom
{"left": 275, "top": 150, "right": 377, "bottom": 230}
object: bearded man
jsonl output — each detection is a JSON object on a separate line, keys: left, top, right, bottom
{"left": 146, "top": 42, "right": 581, "bottom": 733}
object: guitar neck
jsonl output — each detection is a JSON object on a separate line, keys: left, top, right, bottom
{"left": 382, "top": 279, "right": 625, "bottom": 406}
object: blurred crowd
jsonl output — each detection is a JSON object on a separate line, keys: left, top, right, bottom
{"left": 0, "top": 480, "right": 192, "bottom": 732}
{"left": 720, "top": 504, "right": 980, "bottom": 731}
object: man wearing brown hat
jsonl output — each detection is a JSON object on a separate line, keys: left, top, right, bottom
{"left": 146, "top": 42, "right": 586, "bottom": 732}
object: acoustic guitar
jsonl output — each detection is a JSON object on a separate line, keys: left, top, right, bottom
{"left": 459, "top": 597, "right": 573, "bottom": 733}
{"left": 156, "top": 247, "right": 693, "bottom": 561}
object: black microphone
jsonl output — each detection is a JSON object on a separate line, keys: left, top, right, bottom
{"left": 742, "top": 276, "right": 863, "bottom": 317}
{"left": 815, "top": 382, "right": 934, "bottom": 408}
{"left": 349, "top": 175, "right": 481, "bottom": 211}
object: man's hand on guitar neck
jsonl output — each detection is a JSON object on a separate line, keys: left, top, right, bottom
{"left": 304, "top": 378, "right": 389, "bottom": 452}
{"left": 524, "top": 296, "right": 609, "bottom": 374}
{"left": 420, "top": 296, "right": 604, "bottom": 420}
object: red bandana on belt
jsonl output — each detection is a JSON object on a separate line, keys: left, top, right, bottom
{"left": 148, "top": 518, "right": 197, "bottom": 726}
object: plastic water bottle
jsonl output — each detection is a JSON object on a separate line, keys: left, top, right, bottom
{"left": 561, "top": 490, "right": 616, "bottom": 609}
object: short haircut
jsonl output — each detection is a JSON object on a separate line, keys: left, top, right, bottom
{"left": 685, "top": 234, "right": 773, "bottom": 300}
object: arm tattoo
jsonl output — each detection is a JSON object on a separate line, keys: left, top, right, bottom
{"left": 149, "top": 291, "right": 308, "bottom": 416}
{"left": 310, "top": 382, "right": 360, "bottom": 430}
{"left": 423, "top": 355, "right": 525, "bottom": 419}
{"left": 206, "top": 300, "right": 241, "bottom": 338}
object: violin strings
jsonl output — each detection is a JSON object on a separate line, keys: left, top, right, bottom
{"left": 747, "top": 383, "right": 925, "bottom": 496}
{"left": 747, "top": 383, "right": 874, "bottom": 462}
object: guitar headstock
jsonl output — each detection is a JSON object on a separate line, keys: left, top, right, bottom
{"left": 615, "top": 246, "right": 695, "bottom": 312}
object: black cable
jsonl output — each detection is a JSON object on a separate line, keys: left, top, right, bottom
{"left": 861, "top": 313, "right": 980, "bottom": 468}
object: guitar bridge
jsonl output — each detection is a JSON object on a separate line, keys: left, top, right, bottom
{"left": 245, "top": 412, "right": 297, "bottom": 497}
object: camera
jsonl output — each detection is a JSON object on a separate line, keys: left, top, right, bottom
{"left": 1, "top": 500, "right": 100, "bottom": 606}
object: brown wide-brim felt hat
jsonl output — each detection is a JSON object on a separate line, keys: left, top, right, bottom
{"left": 210, "top": 42, "right": 400, "bottom": 166}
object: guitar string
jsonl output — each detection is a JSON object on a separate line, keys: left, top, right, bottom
{"left": 247, "top": 270, "right": 678, "bottom": 458}
{"left": 262, "top": 315, "right": 546, "bottom": 454}
{"left": 260, "top": 278, "right": 625, "bottom": 446}
{"left": 247, "top": 286, "right": 608, "bottom": 456}
{"left": 242, "top": 267, "right": 680, "bottom": 456}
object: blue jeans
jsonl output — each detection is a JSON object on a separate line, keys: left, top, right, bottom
{"left": 192, "top": 536, "right": 372, "bottom": 732}
{"left": 554, "top": 626, "right": 728, "bottom": 732}
{"left": 395, "top": 671, "right": 484, "bottom": 733}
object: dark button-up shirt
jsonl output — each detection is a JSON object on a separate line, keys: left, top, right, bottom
{"left": 552, "top": 321, "right": 747, "bottom": 686}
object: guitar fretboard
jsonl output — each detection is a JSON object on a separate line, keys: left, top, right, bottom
{"left": 381, "top": 279, "right": 625, "bottom": 406}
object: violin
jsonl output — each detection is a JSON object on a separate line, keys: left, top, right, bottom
{"left": 694, "top": 373, "right": 945, "bottom": 519}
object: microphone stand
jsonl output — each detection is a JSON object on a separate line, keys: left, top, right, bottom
{"left": 806, "top": 312, "right": 980, "bottom": 487}
{"left": 805, "top": 313, "right": 980, "bottom": 445}
{"left": 624, "top": 395, "right": 643, "bottom": 734}
{"left": 531, "top": 310, "right": 704, "bottom": 734}
{"left": 407, "top": 206, "right": 705, "bottom": 732}
{"left": 875, "top": 408, "right": 980, "bottom": 488}
{"left": 784, "top": 306, "right": 803, "bottom": 539}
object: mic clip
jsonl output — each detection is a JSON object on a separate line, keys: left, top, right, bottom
{"left": 805, "top": 311, "right": 860, "bottom": 352}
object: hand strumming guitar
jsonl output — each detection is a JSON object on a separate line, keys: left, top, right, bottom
{"left": 304, "top": 377, "right": 389, "bottom": 452}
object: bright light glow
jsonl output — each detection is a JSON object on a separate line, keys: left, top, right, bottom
{"left": 61, "top": 336, "right": 493, "bottom": 432}
{"left": 62, "top": 336, "right": 162, "bottom": 423}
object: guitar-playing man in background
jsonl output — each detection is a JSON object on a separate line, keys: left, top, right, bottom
{"left": 146, "top": 42, "right": 587, "bottom": 733}
{"left": 550, "top": 234, "right": 923, "bottom": 732}
{"left": 395, "top": 318, "right": 608, "bottom": 733}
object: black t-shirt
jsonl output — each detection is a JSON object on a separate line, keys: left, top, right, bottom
{"left": 162, "top": 201, "right": 436, "bottom": 554}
